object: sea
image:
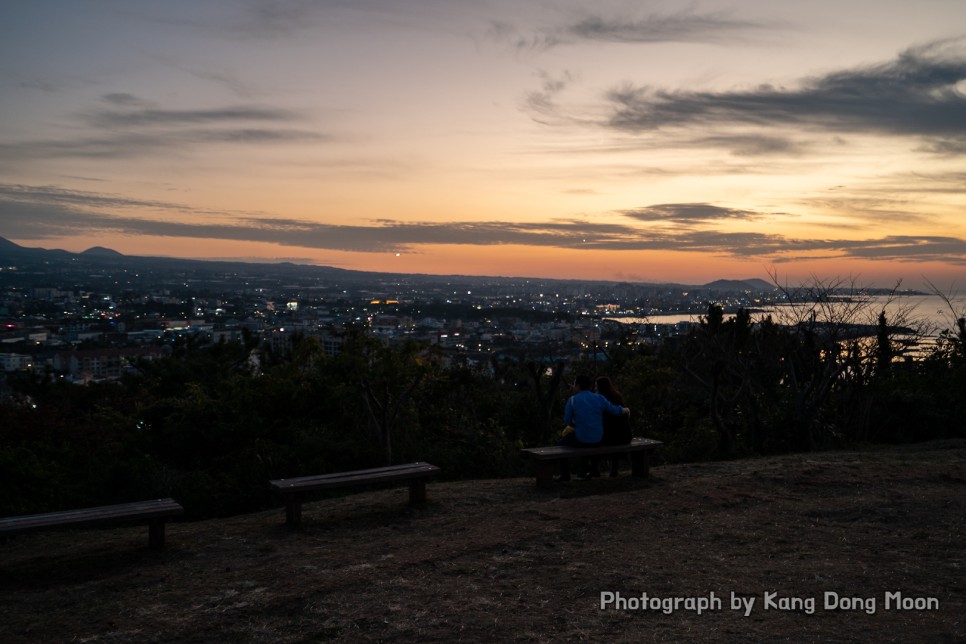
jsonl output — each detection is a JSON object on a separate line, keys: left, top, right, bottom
{"left": 607, "top": 294, "right": 966, "bottom": 339}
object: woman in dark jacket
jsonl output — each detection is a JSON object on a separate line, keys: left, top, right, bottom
{"left": 596, "top": 376, "right": 632, "bottom": 476}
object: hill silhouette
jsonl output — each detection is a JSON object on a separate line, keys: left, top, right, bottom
{"left": 2, "top": 440, "right": 963, "bottom": 642}
{"left": 0, "top": 235, "right": 776, "bottom": 292}
{"left": 700, "top": 278, "right": 776, "bottom": 292}
{"left": 80, "top": 245, "right": 125, "bottom": 258}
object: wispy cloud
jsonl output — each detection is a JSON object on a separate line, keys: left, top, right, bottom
{"left": 233, "top": 0, "right": 320, "bottom": 39}
{"left": 125, "top": 0, "right": 323, "bottom": 41}
{"left": 621, "top": 203, "right": 764, "bottom": 224}
{"left": 523, "top": 70, "right": 579, "bottom": 125}
{"left": 0, "top": 184, "right": 193, "bottom": 212}
{"left": 691, "top": 134, "right": 806, "bottom": 157}
{"left": 840, "top": 236, "right": 966, "bottom": 262}
{"left": 0, "top": 129, "right": 325, "bottom": 162}
{"left": 101, "top": 93, "right": 153, "bottom": 108}
{"left": 84, "top": 105, "right": 296, "bottom": 128}
{"left": 567, "top": 11, "right": 766, "bottom": 45}
{"left": 4, "top": 184, "right": 965, "bottom": 266}
{"left": 0, "top": 96, "right": 326, "bottom": 164}
{"left": 494, "top": 8, "right": 769, "bottom": 53}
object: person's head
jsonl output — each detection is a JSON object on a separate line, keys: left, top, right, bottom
{"left": 573, "top": 374, "right": 593, "bottom": 391}
{"left": 595, "top": 376, "right": 617, "bottom": 398}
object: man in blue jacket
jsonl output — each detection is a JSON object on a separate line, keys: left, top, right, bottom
{"left": 558, "top": 374, "right": 630, "bottom": 480}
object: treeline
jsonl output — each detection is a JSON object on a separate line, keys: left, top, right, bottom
{"left": 1, "top": 305, "right": 964, "bottom": 520}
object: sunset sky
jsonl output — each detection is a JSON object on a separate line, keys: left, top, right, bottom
{"left": 1, "top": 1, "right": 965, "bottom": 286}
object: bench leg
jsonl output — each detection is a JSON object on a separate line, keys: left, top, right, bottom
{"left": 629, "top": 450, "right": 651, "bottom": 478}
{"left": 148, "top": 519, "right": 166, "bottom": 549}
{"left": 408, "top": 478, "right": 427, "bottom": 505}
{"left": 284, "top": 495, "right": 303, "bottom": 528}
{"left": 533, "top": 461, "right": 554, "bottom": 489}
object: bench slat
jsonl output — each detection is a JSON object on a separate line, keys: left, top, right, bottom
{"left": 521, "top": 438, "right": 662, "bottom": 488}
{"left": 270, "top": 462, "right": 440, "bottom": 493}
{"left": 0, "top": 498, "right": 184, "bottom": 534}
{"left": 521, "top": 437, "right": 662, "bottom": 460}
{"left": 269, "top": 462, "right": 440, "bottom": 528}
{"left": 0, "top": 498, "right": 184, "bottom": 549}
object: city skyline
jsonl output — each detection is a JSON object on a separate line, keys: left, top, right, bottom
{"left": 2, "top": 1, "right": 965, "bottom": 289}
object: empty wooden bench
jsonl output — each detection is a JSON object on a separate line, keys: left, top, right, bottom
{"left": 0, "top": 498, "right": 184, "bottom": 549}
{"left": 269, "top": 462, "right": 441, "bottom": 527}
{"left": 521, "top": 437, "right": 663, "bottom": 488}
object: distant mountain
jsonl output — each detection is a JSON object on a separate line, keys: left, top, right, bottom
{"left": 0, "top": 235, "right": 29, "bottom": 253}
{"left": 81, "top": 246, "right": 125, "bottom": 258}
{"left": 0, "top": 235, "right": 72, "bottom": 259}
{"left": 1, "top": 235, "right": 326, "bottom": 272}
{"left": 701, "top": 278, "right": 777, "bottom": 292}
{"left": 0, "top": 235, "right": 785, "bottom": 292}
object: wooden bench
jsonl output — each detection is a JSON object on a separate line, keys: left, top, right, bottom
{"left": 269, "top": 462, "right": 440, "bottom": 528}
{"left": 521, "top": 437, "right": 662, "bottom": 488}
{"left": 0, "top": 498, "right": 184, "bottom": 549}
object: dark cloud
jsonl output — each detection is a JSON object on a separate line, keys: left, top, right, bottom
{"left": 0, "top": 133, "right": 169, "bottom": 161}
{"left": 101, "top": 93, "right": 152, "bottom": 107}
{"left": 0, "top": 183, "right": 621, "bottom": 251}
{"left": 86, "top": 106, "right": 295, "bottom": 128}
{"left": 567, "top": 11, "right": 765, "bottom": 45}
{"left": 921, "top": 139, "right": 966, "bottom": 155}
{"left": 0, "top": 184, "right": 191, "bottom": 212}
{"left": 693, "top": 134, "right": 805, "bottom": 157}
{"left": 0, "top": 98, "right": 323, "bottom": 164}
{"left": 0, "top": 129, "right": 324, "bottom": 162}
{"left": 606, "top": 40, "right": 966, "bottom": 143}
{"left": 621, "top": 203, "right": 762, "bottom": 224}
{"left": 838, "top": 236, "right": 966, "bottom": 262}
{"left": 17, "top": 79, "right": 64, "bottom": 92}
{"left": 197, "top": 128, "right": 327, "bottom": 143}
{"left": 3, "top": 183, "right": 965, "bottom": 266}
{"left": 495, "top": 9, "right": 769, "bottom": 53}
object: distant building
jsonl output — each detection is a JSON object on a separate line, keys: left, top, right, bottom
{"left": 370, "top": 314, "right": 411, "bottom": 338}
{"left": 0, "top": 352, "right": 33, "bottom": 372}
{"left": 320, "top": 332, "right": 343, "bottom": 356}
{"left": 52, "top": 347, "right": 167, "bottom": 383}
{"left": 1, "top": 327, "right": 49, "bottom": 344}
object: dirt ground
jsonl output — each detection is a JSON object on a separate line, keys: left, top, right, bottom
{"left": 2, "top": 440, "right": 964, "bottom": 643}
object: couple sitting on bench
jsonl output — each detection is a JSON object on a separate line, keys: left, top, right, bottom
{"left": 557, "top": 374, "right": 632, "bottom": 481}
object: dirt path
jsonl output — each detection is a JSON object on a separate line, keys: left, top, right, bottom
{"left": 2, "top": 440, "right": 964, "bottom": 642}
